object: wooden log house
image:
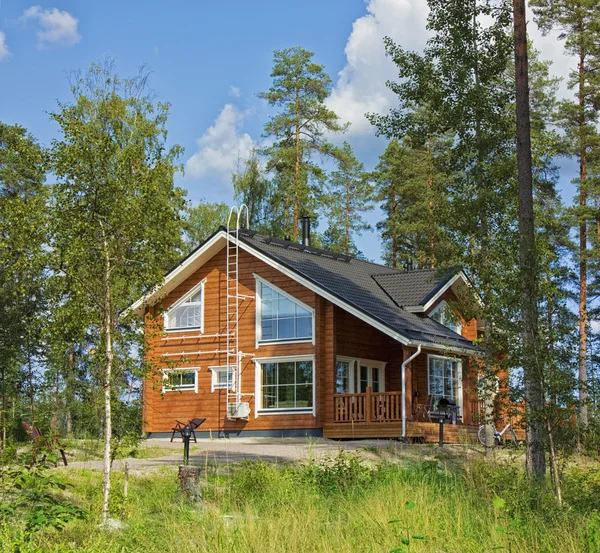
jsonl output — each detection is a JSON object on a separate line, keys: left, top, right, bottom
{"left": 130, "top": 219, "right": 503, "bottom": 443}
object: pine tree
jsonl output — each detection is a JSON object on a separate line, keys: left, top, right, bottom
{"left": 322, "top": 142, "right": 373, "bottom": 256}
{"left": 530, "top": 0, "right": 600, "bottom": 426}
{"left": 259, "top": 46, "right": 347, "bottom": 240}
{"left": 372, "top": 137, "right": 455, "bottom": 269}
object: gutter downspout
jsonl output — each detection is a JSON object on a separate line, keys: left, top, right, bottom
{"left": 402, "top": 345, "right": 422, "bottom": 438}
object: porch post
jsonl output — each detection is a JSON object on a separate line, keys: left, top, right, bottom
{"left": 401, "top": 345, "right": 422, "bottom": 438}
{"left": 365, "top": 386, "right": 372, "bottom": 423}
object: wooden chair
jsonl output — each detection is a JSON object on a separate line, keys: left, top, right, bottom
{"left": 413, "top": 395, "right": 435, "bottom": 422}
{"left": 170, "top": 418, "right": 206, "bottom": 443}
{"left": 22, "top": 421, "right": 68, "bottom": 467}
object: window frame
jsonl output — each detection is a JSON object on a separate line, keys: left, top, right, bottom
{"left": 161, "top": 368, "right": 199, "bottom": 393}
{"left": 429, "top": 300, "right": 462, "bottom": 335}
{"left": 209, "top": 365, "right": 236, "bottom": 392}
{"left": 335, "top": 356, "right": 356, "bottom": 394}
{"left": 427, "top": 354, "right": 463, "bottom": 416}
{"left": 254, "top": 274, "right": 315, "bottom": 347}
{"left": 163, "top": 279, "right": 206, "bottom": 333}
{"left": 253, "top": 354, "right": 316, "bottom": 416}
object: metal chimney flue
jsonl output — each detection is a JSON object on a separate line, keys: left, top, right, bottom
{"left": 301, "top": 216, "right": 311, "bottom": 247}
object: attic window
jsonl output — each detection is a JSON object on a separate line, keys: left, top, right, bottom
{"left": 164, "top": 280, "right": 205, "bottom": 331}
{"left": 430, "top": 300, "right": 462, "bottom": 335}
{"left": 255, "top": 275, "right": 314, "bottom": 345}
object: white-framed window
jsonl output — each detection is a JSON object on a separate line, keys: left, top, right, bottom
{"left": 335, "top": 357, "right": 355, "bottom": 394}
{"left": 162, "top": 368, "right": 199, "bottom": 393}
{"left": 254, "top": 275, "right": 314, "bottom": 346}
{"left": 209, "top": 365, "right": 235, "bottom": 392}
{"left": 334, "top": 357, "right": 386, "bottom": 394}
{"left": 254, "top": 355, "right": 315, "bottom": 415}
{"left": 357, "top": 360, "right": 386, "bottom": 393}
{"left": 164, "top": 279, "right": 205, "bottom": 332}
{"left": 429, "top": 300, "right": 462, "bottom": 335}
{"left": 427, "top": 354, "right": 462, "bottom": 412}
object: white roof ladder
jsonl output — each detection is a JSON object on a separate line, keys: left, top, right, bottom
{"left": 226, "top": 204, "right": 251, "bottom": 419}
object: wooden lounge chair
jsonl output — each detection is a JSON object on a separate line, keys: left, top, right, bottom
{"left": 170, "top": 417, "right": 206, "bottom": 443}
{"left": 413, "top": 395, "right": 434, "bottom": 422}
{"left": 22, "top": 421, "right": 68, "bottom": 467}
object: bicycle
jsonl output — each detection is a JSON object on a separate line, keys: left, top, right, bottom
{"left": 477, "top": 420, "right": 518, "bottom": 448}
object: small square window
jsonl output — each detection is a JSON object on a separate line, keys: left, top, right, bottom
{"left": 163, "top": 369, "right": 197, "bottom": 392}
{"left": 210, "top": 366, "right": 235, "bottom": 391}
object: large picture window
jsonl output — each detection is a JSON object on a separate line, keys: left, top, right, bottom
{"left": 256, "top": 277, "right": 313, "bottom": 344}
{"left": 428, "top": 355, "right": 461, "bottom": 407}
{"left": 257, "top": 357, "right": 314, "bottom": 413}
{"left": 164, "top": 281, "right": 204, "bottom": 331}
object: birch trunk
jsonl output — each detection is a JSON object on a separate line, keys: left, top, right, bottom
{"left": 101, "top": 228, "right": 114, "bottom": 524}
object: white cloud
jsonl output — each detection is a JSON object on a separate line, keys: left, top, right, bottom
{"left": 186, "top": 104, "right": 255, "bottom": 187}
{"left": 329, "top": 0, "right": 577, "bottom": 137}
{"left": 229, "top": 85, "right": 241, "bottom": 98}
{"left": 0, "top": 32, "right": 10, "bottom": 61}
{"left": 327, "top": 0, "right": 430, "bottom": 136}
{"left": 21, "top": 6, "right": 81, "bottom": 48}
{"left": 527, "top": 11, "right": 576, "bottom": 101}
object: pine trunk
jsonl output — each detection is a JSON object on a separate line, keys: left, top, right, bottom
{"left": 513, "top": 0, "right": 545, "bottom": 476}
{"left": 293, "top": 87, "right": 301, "bottom": 241}
{"left": 345, "top": 177, "right": 350, "bottom": 256}
{"left": 578, "top": 43, "right": 589, "bottom": 426}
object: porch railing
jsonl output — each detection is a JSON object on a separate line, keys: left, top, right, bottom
{"left": 334, "top": 387, "right": 402, "bottom": 423}
{"left": 469, "top": 398, "right": 525, "bottom": 428}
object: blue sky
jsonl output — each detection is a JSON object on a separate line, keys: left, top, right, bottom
{"left": 0, "top": 0, "right": 582, "bottom": 261}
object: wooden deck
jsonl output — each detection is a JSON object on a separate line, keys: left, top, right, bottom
{"left": 329, "top": 388, "right": 481, "bottom": 443}
{"left": 323, "top": 420, "right": 479, "bottom": 443}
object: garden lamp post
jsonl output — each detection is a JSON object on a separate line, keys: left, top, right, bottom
{"left": 182, "top": 425, "right": 192, "bottom": 465}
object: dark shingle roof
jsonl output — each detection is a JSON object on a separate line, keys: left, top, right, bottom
{"left": 236, "top": 229, "right": 474, "bottom": 352}
{"left": 372, "top": 269, "right": 458, "bottom": 308}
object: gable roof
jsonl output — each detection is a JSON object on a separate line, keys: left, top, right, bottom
{"left": 129, "top": 228, "right": 477, "bottom": 354}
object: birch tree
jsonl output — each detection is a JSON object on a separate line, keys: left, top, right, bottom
{"left": 49, "top": 60, "right": 185, "bottom": 522}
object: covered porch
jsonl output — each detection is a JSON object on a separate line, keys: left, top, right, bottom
{"left": 322, "top": 386, "right": 483, "bottom": 443}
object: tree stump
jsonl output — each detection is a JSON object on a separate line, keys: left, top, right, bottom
{"left": 178, "top": 465, "right": 202, "bottom": 505}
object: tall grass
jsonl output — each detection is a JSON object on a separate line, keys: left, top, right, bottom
{"left": 2, "top": 452, "right": 599, "bottom": 553}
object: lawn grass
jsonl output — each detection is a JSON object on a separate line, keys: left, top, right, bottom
{"left": 2, "top": 450, "right": 599, "bottom": 553}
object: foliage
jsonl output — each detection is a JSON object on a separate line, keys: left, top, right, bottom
{"left": 371, "top": 137, "right": 456, "bottom": 268}
{"left": 0, "top": 122, "right": 48, "bottom": 447}
{"left": 322, "top": 142, "right": 373, "bottom": 256}
{"left": 0, "top": 463, "right": 87, "bottom": 535}
{"left": 182, "top": 200, "right": 230, "bottom": 254}
{"left": 3, "top": 455, "right": 600, "bottom": 553}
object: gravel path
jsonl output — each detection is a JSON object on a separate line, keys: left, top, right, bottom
{"left": 62, "top": 437, "right": 386, "bottom": 472}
